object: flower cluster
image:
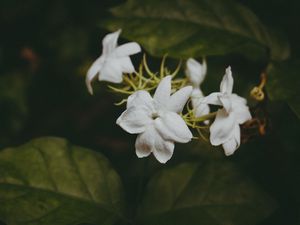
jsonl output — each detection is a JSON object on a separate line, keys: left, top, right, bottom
{"left": 86, "top": 30, "right": 252, "bottom": 163}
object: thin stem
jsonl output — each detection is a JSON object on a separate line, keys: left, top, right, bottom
{"left": 114, "top": 99, "right": 127, "bottom": 106}
{"left": 137, "top": 66, "right": 143, "bottom": 88}
{"left": 108, "top": 85, "right": 133, "bottom": 95}
{"left": 170, "top": 59, "right": 182, "bottom": 77}
{"left": 160, "top": 54, "right": 168, "bottom": 78}
{"left": 197, "top": 127, "right": 209, "bottom": 142}
{"left": 123, "top": 75, "right": 137, "bottom": 90}
{"left": 258, "top": 72, "right": 267, "bottom": 89}
{"left": 143, "top": 54, "right": 159, "bottom": 81}
{"left": 192, "top": 112, "right": 217, "bottom": 122}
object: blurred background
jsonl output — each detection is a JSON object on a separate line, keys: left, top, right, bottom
{"left": 0, "top": 0, "right": 300, "bottom": 224}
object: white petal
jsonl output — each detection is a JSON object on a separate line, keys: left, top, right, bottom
{"left": 234, "top": 106, "right": 252, "bottom": 124}
{"left": 194, "top": 102, "right": 210, "bottom": 118}
{"left": 202, "top": 92, "right": 222, "bottom": 106}
{"left": 102, "top": 29, "right": 121, "bottom": 55}
{"left": 135, "top": 132, "right": 153, "bottom": 158}
{"left": 191, "top": 88, "right": 210, "bottom": 119}
{"left": 191, "top": 87, "right": 204, "bottom": 99}
{"left": 86, "top": 56, "right": 104, "bottom": 94}
{"left": 114, "top": 42, "right": 141, "bottom": 57}
{"left": 155, "top": 112, "right": 192, "bottom": 143}
{"left": 135, "top": 125, "right": 174, "bottom": 163}
{"left": 116, "top": 106, "right": 152, "bottom": 134}
{"left": 153, "top": 75, "right": 172, "bottom": 109}
{"left": 202, "top": 58, "right": 207, "bottom": 79}
{"left": 126, "top": 91, "right": 154, "bottom": 115}
{"left": 152, "top": 140, "right": 174, "bottom": 164}
{"left": 219, "top": 95, "right": 232, "bottom": 113}
{"left": 222, "top": 124, "right": 240, "bottom": 156}
{"left": 167, "top": 86, "right": 192, "bottom": 113}
{"left": 231, "top": 94, "right": 247, "bottom": 105}
{"left": 118, "top": 57, "right": 136, "bottom": 74}
{"left": 192, "top": 101, "right": 210, "bottom": 118}
{"left": 99, "top": 60, "right": 123, "bottom": 83}
{"left": 222, "top": 139, "right": 237, "bottom": 156}
{"left": 230, "top": 94, "right": 252, "bottom": 124}
{"left": 209, "top": 109, "right": 236, "bottom": 146}
{"left": 220, "top": 66, "right": 233, "bottom": 94}
{"left": 186, "top": 58, "right": 207, "bottom": 86}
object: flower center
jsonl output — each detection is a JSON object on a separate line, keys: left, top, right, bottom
{"left": 151, "top": 112, "right": 159, "bottom": 120}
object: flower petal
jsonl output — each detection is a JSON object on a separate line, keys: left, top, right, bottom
{"left": 202, "top": 92, "right": 222, "bottom": 106}
{"left": 135, "top": 131, "right": 153, "bottom": 158}
{"left": 99, "top": 59, "right": 123, "bottom": 83}
{"left": 116, "top": 106, "right": 152, "bottom": 134}
{"left": 86, "top": 56, "right": 104, "bottom": 94}
{"left": 219, "top": 95, "right": 232, "bottom": 113}
{"left": 209, "top": 109, "right": 236, "bottom": 146}
{"left": 231, "top": 94, "right": 247, "bottom": 105}
{"left": 186, "top": 58, "right": 207, "bottom": 86}
{"left": 152, "top": 139, "right": 174, "bottom": 164}
{"left": 153, "top": 75, "right": 172, "bottom": 109}
{"left": 114, "top": 42, "right": 141, "bottom": 57}
{"left": 117, "top": 57, "right": 136, "bottom": 74}
{"left": 135, "top": 125, "right": 174, "bottom": 163}
{"left": 155, "top": 111, "right": 192, "bottom": 143}
{"left": 191, "top": 89, "right": 210, "bottom": 118}
{"left": 234, "top": 106, "right": 252, "bottom": 124}
{"left": 127, "top": 90, "right": 154, "bottom": 111}
{"left": 167, "top": 86, "right": 192, "bottom": 113}
{"left": 102, "top": 29, "right": 121, "bottom": 55}
{"left": 230, "top": 94, "right": 252, "bottom": 124}
{"left": 220, "top": 66, "right": 233, "bottom": 94}
{"left": 194, "top": 104, "right": 210, "bottom": 119}
{"left": 222, "top": 124, "right": 240, "bottom": 156}
{"left": 191, "top": 87, "right": 204, "bottom": 99}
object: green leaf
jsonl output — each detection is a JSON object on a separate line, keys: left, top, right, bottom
{"left": 138, "top": 162, "right": 276, "bottom": 225}
{"left": 0, "top": 137, "right": 124, "bottom": 225}
{"left": 101, "top": 0, "right": 289, "bottom": 61}
{"left": 266, "top": 60, "right": 300, "bottom": 118}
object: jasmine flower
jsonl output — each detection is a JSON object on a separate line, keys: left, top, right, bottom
{"left": 186, "top": 58, "right": 210, "bottom": 120}
{"left": 117, "top": 76, "right": 193, "bottom": 163}
{"left": 204, "top": 67, "right": 252, "bottom": 155}
{"left": 86, "top": 29, "right": 141, "bottom": 94}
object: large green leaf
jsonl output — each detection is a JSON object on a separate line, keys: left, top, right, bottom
{"left": 102, "top": 0, "right": 289, "bottom": 61}
{"left": 0, "top": 137, "right": 124, "bottom": 225}
{"left": 266, "top": 60, "right": 300, "bottom": 118}
{"left": 137, "top": 162, "right": 276, "bottom": 225}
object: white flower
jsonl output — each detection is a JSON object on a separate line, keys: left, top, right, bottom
{"left": 186, "top": 58, "right": 210, "bottom": 119}
{"left": 116, "top": 76, "right": 193, "bottom": 163}
{"left": 203, "top": 67, "right": 252, "bottom": 155}
{"left": 186, "top": 58, "right": 207, "bottom": 87}
{"left": 86, "top": 29, "right": 141, "bottom": 94}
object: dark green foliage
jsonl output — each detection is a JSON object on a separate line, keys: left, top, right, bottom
{"left": 138, "top": 162, "right": 275, "bottom": 225}
{"left": 267, "top": 60, "right": 300, "bottom": 118}
{"left": 102, "top": 0, "right": 289, "bottom": 61}
{"left": 0, "top": 137, "right": 124, "bottom": 225}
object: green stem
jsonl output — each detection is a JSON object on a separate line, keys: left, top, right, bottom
{"left": 193, "top": 112, "right": 217, "bottom": 122}
{"left": 124, "top": 76, "right": 137, "bottom": 90}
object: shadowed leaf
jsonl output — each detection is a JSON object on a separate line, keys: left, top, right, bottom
{"left": 267, "top": 60, "right": 300, "bottom": 118}
{"left": 0, "top": 137, "right": 124, "bottom": 225}
{"left": 138, "top": 162, "right": 276, "bottom": 225}
{"left": 102, "top": 0, "right": 289, "bottom": 61}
